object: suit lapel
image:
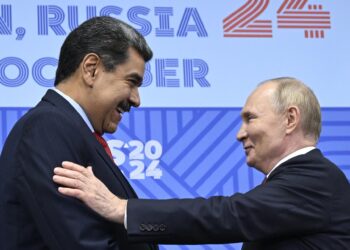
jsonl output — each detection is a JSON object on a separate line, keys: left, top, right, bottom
{"left": 40, "top": 90, "right": 138, "bottom": 198}
{"left": 92, "top": 137, "right": 138, "bottom": 198}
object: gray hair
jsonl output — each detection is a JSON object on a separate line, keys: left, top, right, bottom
{"left": 260, "top": 77, "right": 321, "bottom": 142}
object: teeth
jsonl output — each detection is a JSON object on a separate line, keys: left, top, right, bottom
{"left": 116, "top": 103, "right": 130, "bottom": 114}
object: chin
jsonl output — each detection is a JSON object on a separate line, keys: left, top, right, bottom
{"left": 107, "top": 127, "right": 118, "bottom": 134}
{"left": 103, "top": 121, "right": 119, "bottom": 133}
{"left": 103, "top": 126, "right": 117, "bottom": 134}
{"left": 246, "top": 159, "right": 255, "bottom": 167}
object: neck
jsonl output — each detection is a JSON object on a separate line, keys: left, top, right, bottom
{"left": 56, "top": 77, "right": 91, "bottom": 109}
{"left": 262, "top": 135, "right": 316, "bottom": 175}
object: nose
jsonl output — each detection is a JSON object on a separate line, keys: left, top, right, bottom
{"left": 130, "top": 87, "right": 141, "bottom": 107}
{"left": 236, "top": 123, "right": 247, "bottom": 142}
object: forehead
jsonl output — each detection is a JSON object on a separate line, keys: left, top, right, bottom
{"left": 241, "top": 84, "right": 276, "bottom": 115}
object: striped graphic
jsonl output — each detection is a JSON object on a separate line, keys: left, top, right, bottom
{"left": 37, "top": 5, "right": 66, "bottom": 35}
{"left": 1, "top": 107, "right": 349, "bottom": 250}
{"left": 0, "top": 57, "right": 28, "bottom": 87}
{"left": 0, "top": 4, "right": 12, "bottom": 35}
{"left": 277, "top": 0, "right": 331, "bottom": 38}
{"left": 31, "top": 57, "right": 58, "bottom": 87}
{"left": 223, "top": 0, "right": 272, "bottom": 38}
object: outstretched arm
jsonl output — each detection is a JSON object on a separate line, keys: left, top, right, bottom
{"left": 53, "top": 161, "right": 126, "bottom": 223}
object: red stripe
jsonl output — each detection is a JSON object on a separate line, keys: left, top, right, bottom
{"left": 224, "top": 34, "right": 272, "bottom": 38}
{"left": 287, "top": 0, "right": 297, "bottom": 9}
{"left": 277, "top": 0, "right": 290, "bottom": 13}
{"left": 310, "top": 30, "right": 314, "bottom": 38}
{"left": 292, "top": 0, "right": 303, "bottom": 9}
{"left": 299, "top": 0, "right": 307, "bottom": 9}
{"left": 254, "top": 20, "right": 272, "bottom": 23}
{"left": 284, "top": 11, "right": 330, "bottom": 14}
{"left": 224, "top": 0, "right": 273, "bottom": 34}
{"left": 227, "top": 0, "right": 264, "bottom": 31}
{"left": 240, "top": 0, "right": 269, "bottom": 27}
{"left": 278, "top": 20, "right": 330, "bottom": 24}
{"left": 224, "top": 0, "right": 254, "bottom": 23}
{"left": 247, "top": 25, "right": 272, "bottom": 28}
{"left": 234, "top": 29, "right": 272, "bottom": 33}
{"left": 320, "top": 30, "right": 324, "bottom": 38}
{"left": 224, "top": 0, "right": 257, "bottom": 30}
{"left": 277, "top": 15, "right": 330, "bottom": 19}
{"left": 278, "top": 25, "right": 331, "bottom": 28}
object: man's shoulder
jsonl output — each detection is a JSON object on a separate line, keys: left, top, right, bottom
{"left": 18, "top": 103, "right": 70, "bottom": 129}
{"left": 271, "top": 149, "right": 349, "bottom": 188}
{"left": 7, "top": 99, "right": 83, "bottom": 145}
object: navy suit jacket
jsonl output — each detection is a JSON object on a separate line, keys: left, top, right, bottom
{"left": 0, "top": 90, "right": 158, "bottom": 250}
{"left": 127, "top": 149, "right": 350, "bottom": 249}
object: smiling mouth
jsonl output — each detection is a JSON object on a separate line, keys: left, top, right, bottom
{"left": 116, "top": 102, "right": 131, "bottom": 116}
{"left": 244, "top": 146, "right": 253, "bottom": 153}
{"left": 116, "top": 107, "right": 125, "bottom": 116}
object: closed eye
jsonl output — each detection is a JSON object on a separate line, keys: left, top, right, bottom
{"left": 242, "top": 112, "right": 256, "bottom": 122}
{"left": 127, "top": 73, "right": 143, "bottom": 87}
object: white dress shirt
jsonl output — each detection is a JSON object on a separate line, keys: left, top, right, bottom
{"left": 266, "top": 146, "right": 316, "bottom": 179}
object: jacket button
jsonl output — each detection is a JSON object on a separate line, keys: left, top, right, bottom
{"left": 153, "top": 224, "right": 159, "bottom": 231}
{"left": 139, "top": 223, "right": 146, "bottom": 231}
{"left": 159, "top": 224, "right": 166, "bottom": 231}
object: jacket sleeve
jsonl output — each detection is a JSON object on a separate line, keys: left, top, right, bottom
{"left": 126, "top": 166, "right": 331, "bottom": 244}
{"left": 16, "top": 110, "right": 119, "bottom": 250}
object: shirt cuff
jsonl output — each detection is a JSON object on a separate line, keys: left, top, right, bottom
{"left": 124, "top": 204, "right": 127, "bottom": 230}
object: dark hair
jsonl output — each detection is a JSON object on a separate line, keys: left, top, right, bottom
{"left": 54, "top": 16, "right": 153, "bottom": 86}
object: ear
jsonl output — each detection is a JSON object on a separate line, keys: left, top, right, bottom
{"left": 285, "top": 106, "right": 300, "bottom": 135}
{"left": 81, "top": 53, "right": 100, "bottom": 87}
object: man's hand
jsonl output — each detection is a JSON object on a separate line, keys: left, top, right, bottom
{"left": 53, "top": 161, "right": 126, "bottom": 224}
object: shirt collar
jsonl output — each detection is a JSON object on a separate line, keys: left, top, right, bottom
{"left": 266, "top": 146, "right": 316, "bottom": 178}
{"left": 52, "top": 88, "right": 94, "bottom": 132}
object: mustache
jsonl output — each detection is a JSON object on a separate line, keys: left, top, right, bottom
{"left": 118, "top": 101, "right": 131, "bottom": 113}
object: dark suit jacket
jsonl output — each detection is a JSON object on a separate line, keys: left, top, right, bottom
{"left": 127, "top": 149, "right": 350, "bottom": 249}
{"left": 0, "top": 90, "right": 158, "bottom": 250}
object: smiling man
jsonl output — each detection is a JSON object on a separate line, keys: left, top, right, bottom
{"left": 53, "top": 77, "right": 350, "bottom": 249}
{"left": 0, "top": 17, "right": 157, "bottom": 250}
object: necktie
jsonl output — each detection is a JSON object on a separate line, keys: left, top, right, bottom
{"left": 93, "top": 132, "right": 113, "bottom": 160}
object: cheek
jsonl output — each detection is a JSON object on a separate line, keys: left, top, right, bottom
{"left": 250, "top": 131, "right": 267, "bottom": 153}
{"left": 100, "top": 109, "right": 115, "bottom": 125}
{"left": 247, "top": 128, "right": 261, "bottom": 144}
{"left": 101, "top": 94, "right": 120, "bottom": 111}
{"left": 107, "top": 109, "right": 118, "bottom": 121}
{"left": 102, "top": 111, "right": 119, "bottom": 131}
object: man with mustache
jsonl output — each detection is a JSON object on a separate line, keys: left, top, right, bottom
{"left": 0, "top": 16, "right": 157, "bottom": 250}
{"left": 53, "top": 77, "right": 350, "bottom": 249}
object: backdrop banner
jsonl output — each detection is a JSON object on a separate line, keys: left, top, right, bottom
{"left": 1, "top": 1, "right": 350, "bottom": 249}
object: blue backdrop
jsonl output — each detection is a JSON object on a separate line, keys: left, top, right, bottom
{"left": 1, "top": 1, "right": 350, "bottom": 249}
